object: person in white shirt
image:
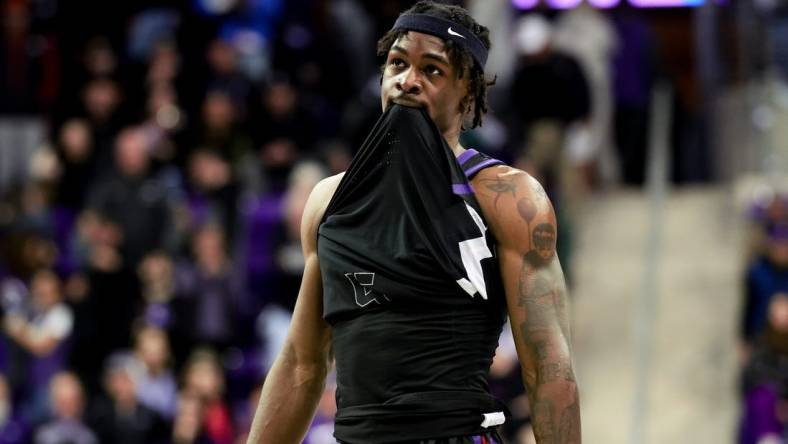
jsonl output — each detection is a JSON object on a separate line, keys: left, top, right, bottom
{"left": 3, "top": 269, "right": 74, "bottom": 422}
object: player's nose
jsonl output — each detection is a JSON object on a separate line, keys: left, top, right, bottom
{"left": 397, "top": 67, "right": 421, "bottom": 94}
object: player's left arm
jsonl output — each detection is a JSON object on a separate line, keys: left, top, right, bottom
{"left": 474, "top": 166, "right": 581, "bottom": 443}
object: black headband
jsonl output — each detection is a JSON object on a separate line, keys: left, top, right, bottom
{"left": 392, "top": 13, "right": 488, "bottom": 70}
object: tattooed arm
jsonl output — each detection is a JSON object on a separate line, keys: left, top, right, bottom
{"left": 474, "top": 167, "right": 581, "bottom": 443}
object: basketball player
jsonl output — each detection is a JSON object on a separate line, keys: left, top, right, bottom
{"left": 247, "top": 2, "right": 580, "bottom": 443}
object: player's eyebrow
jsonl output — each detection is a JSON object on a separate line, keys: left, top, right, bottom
{"left": 390, "top": 45, "right": 408, "bottom": 56}
{"left": 391, "top": 45, "right": 450, "bottom": 66}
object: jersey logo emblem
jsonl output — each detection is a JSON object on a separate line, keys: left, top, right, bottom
{"left": 448, "top": 27, "right": 466, "bottom": 39}
{"left": 345, "top": 272, "right": 390, "bottom": 307}
{"left": 457, "top": 202, "right": 492, "bottom": 299}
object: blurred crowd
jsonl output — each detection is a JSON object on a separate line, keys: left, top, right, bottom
{"left": 740, "top": 191, "right": 788, "bottom": 444}
{"left": 0, "top": 0, "right": 715, "bottom": 443}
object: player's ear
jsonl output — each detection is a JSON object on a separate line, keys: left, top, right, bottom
{"left": 460, "top": 84, "right": 474, "bottom": 115}
{"left": 463, "top": 93, "right": 474, "bottom": 115}
{"left": 459, "top": 90, "right": 474, "bottom": 130}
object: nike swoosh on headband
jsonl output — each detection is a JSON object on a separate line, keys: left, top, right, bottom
{"left": 447, "top": 27, "right": 466, "bottom": 39}
{"left": 392, "top": 14, "right": 488, "bottom": 67}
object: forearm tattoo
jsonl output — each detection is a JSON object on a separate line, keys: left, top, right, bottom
{"left": 515, "top": 183, "right": 580, "bottom": 443}
{"left": 519, "top": 260, "right": 580, "bottom": 443}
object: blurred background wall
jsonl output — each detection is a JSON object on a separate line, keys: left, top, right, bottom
{"left": 0, "top": 0, "right": 787, "bottom": 443}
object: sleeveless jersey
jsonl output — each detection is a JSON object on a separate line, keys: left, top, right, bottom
{"left": 317, "top": 105, "right": 509, "bottom": 443}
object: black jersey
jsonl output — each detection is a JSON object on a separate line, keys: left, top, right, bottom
{"left": 317, "top": 105, "right": 509, "bottom": 443}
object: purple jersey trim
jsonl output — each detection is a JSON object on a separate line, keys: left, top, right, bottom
{"left": 464, "top": 158, "right": 502, "bottom": 178}
{"left": 456, "top": 148, "right": 479, "bottom": 165}
{"left": 452, "top": 183, "right": 474, "bottom": 195}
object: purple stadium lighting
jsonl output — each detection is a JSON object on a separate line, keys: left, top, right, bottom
{"left": 590, "top": 0, "right": 622, "bottom": 7}
{"left": 546, "top": 0, "right": 582, "bottom": 8}
{"left": 629, "top": 0, "right": 704, "bottom": 6}
{"left": 513, "top": 0, "right": 707, "bottom": 8}
{"left": 512, "top": 0, "right": 540, "bottom": 9}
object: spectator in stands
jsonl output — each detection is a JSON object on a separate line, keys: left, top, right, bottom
{"left": 171, "top": 390, "right": 211, "bottom": 444}
{"left": 184, "top": 147, "right": 240, "bottom": 241}
{"left": 747, "top": 193, "right": 788, "bottom": 261}
{"left": 13, "top": 183, "right": 56, "bottom": 243}
{"left": 141, "top": 82, "right": 183, "bottom": 168}
{"left": 610, "top": 7, "right": 656, "bottom": 186}
{"left": 68, "top": 210, "right": 138, "bottom": 397}
{"left": 743, "top": 224, "right": 788, "bottom": 347}
{"left": 0, "top": 373, "right": 29, "bottom": 444}
{"left": 132, "top": 325, "right": 178, "bottom": 420}
{"left": 146, "top": 40, "right": 180, "bottom": 88}
{"left": 740, "top": 293, "right": 788, "bottom": 444}
{"left": 553, "top": 4, "right": 620, "bottom": 186}
{"left": 88, "top": 353, "right": 169, "bottom": 444}
{"left": 276, "top": 161, "right": 326, "bottom": 309}
{"left": 80, "top": 77, "right": 124, "bottom": 172}
{"left": 182, "top": 349, "right": 234, "bottom": 444}
{"left": 0, "top": 0, "right": 59, "bottom": 115}
{"left": 764, "top": 195, "right": 788, "bottom": 226}
{"left": 0, "top": 0, "right": 58, "bottom": 193}
{"left": 510, "top": 14, "right": 590, "bottom": 176}
{"left": 34, "top": 372, "right": 96, "bottom": 444}
{"left": 2, "top": 269, "right": 72, "bottom": 421}
{"left": 138, "top": 251, "right": 177, "bottom": 329}
{"left": 257, "top": 77, "right": 318, "bottom": 150}
{"left": 54, "top": 118, "right": 96, "bottom": 212}
{"left": 82, "top": 37, "right": 118, "bottom": 79}
{"left": 88, "top": 126, "right": 173, "bottom": 268}
{"left": 54, "top": 37, "right": 117, "bottom": 125}
{"left": 0, "top": 173, "right": 61, "bottom": 280}
{"left": 46, "top": 118, "right": 96, "bottom": 275}
{"left": 204, "top": 39, "right": 253, "bottom": 114}
{"left": 71, "top": 210, "right": 123, "bottom": 274}
{"left": 199, "top": 89, "right": 252, "bottom": 165}
{"left": 253, "top": 78, "right": 320, "bottom": 190}
{"left": 175, "top": 224, "right": 242, "bottom": 353}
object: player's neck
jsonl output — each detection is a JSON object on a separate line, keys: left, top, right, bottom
{"left": 442, "top": 126, "right": 464, "bottom": 157}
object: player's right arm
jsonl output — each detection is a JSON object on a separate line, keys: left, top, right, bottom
{"left": 247, "top": 173, "right": 343, "bottom": 444}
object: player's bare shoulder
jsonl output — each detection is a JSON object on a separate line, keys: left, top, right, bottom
{"left": 470, "top": 165, "right": 555, "bottom": 256}
{"left": 301, "top": 172, "right": 345, "bottom": 251}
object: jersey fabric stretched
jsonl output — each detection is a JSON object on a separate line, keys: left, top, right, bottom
{"left": 317, "top": 105, "right": 509, "bottom": 443}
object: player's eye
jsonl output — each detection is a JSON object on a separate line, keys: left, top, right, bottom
{"left": 389, "top": 58, "right": 406, "bottom": 68}
{"left": 425, "top": 65, "right": 443, "bottom": 76}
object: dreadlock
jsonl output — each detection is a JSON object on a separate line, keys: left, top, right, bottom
{"left": 376, "top": 1, "right": 496, "bottom": 129}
